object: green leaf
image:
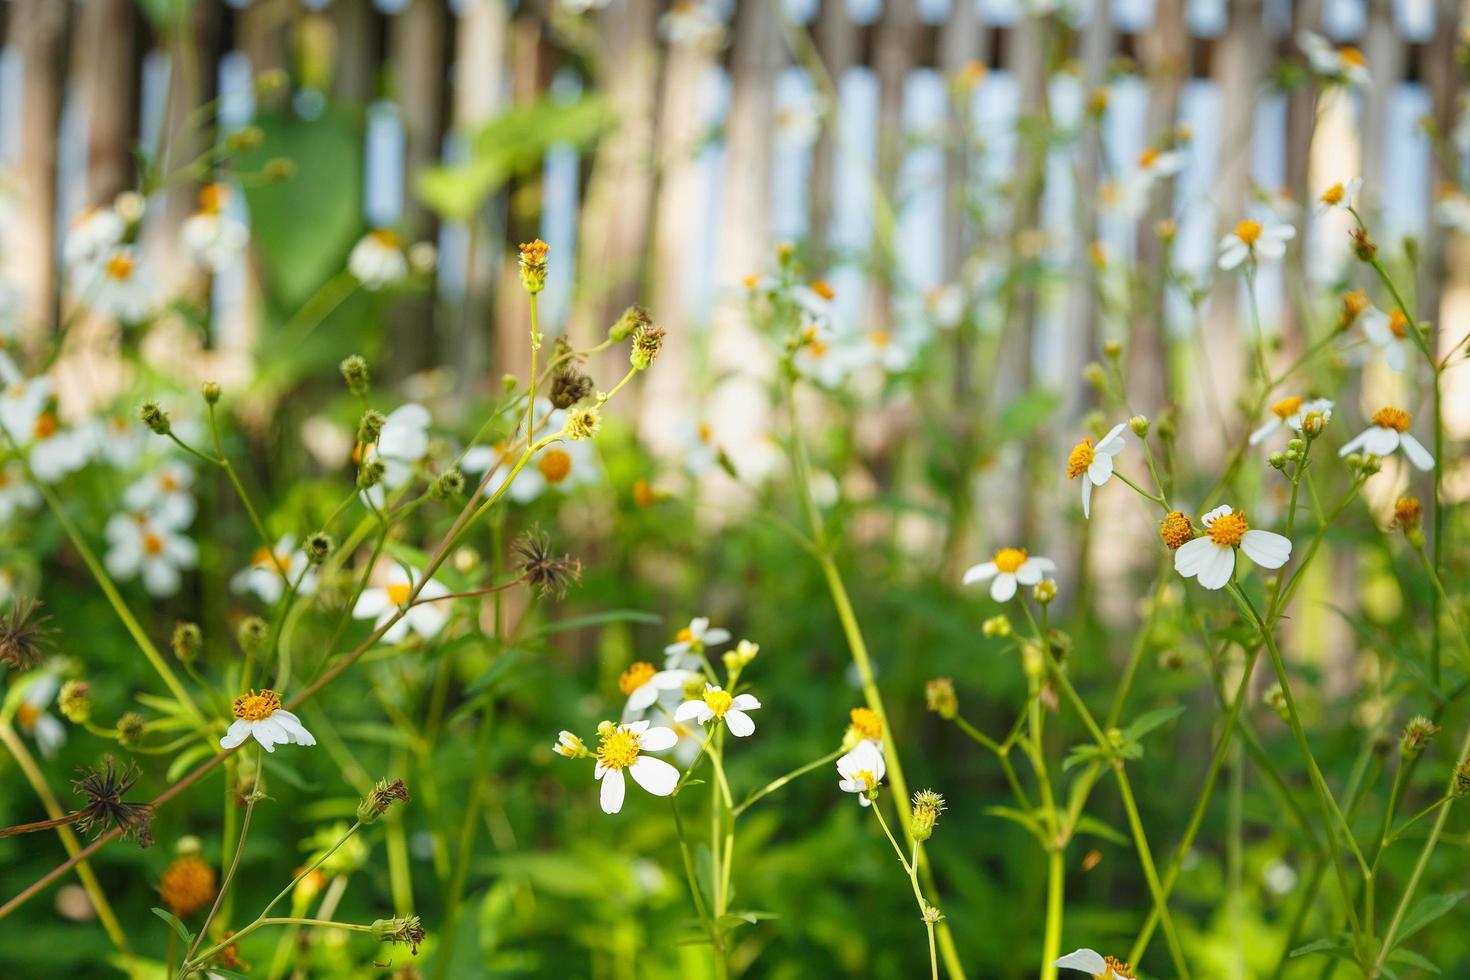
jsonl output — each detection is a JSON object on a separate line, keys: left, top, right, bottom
{"left": 166, "top": 742, "right": 216, "bottom": 783}
{"left": 1071, "top": 815, "right": 1128, "bottom": 847}
{"left": 1394, "top": 890, "right": 1469, "bottom": 946}
{"left": 717, "top": 910, "right": 778, "bottom": 931}
{"left": 983, "top": 806, "right": 1048, "bottom": 845}
{"left": 1387, "top": 948, "right": 1441, "bottom": 974}
{"left": 1063, "top": 744, "right": 1107, "bottom": 772}
{"left": 532, "top": 610, "right": 662, "bottom": 638}
{"left": 464, "top": 648, "right": 527, "bottom": 696}
{"left": 151, "top": 907, "right": 193, "bottom": 947}
{"left": 1289, "top": 937, "right": 1351, "bottom": 960}
{"left": 1123, "top": 705, "right": 1187, "bottom": 742}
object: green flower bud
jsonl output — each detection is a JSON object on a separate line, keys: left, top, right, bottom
{"left": 340, "top": 355, "right": 370, "bottom": 395}
{"left": 138, "top": 402, "right": 170, "bottom": 435}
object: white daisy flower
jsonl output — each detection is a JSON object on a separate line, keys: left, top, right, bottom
{"left": 231, "top": 535, "right": 317, "bottom": 604}
{"left": 1359, "top": 306, "right": 1412, "bottom": 372}
{"left": 1313, "top": 177, "right": 1362, "bottom": 216}
{"left": 63, "top": 206, "right": 126, "bottom": 275}
{"left": 181, "top": 184, "right": 249, "bottom": 273}
{"left": 0, "top": 360, "right": 49, "bottom": 440}
{"left": 792, "top": 329, "right": 858, "bottom": 388}
{"left": 1218, "top": 218, "right": 1295, "bottom": 270}
{"left": 89, "top": 247, "right": 154, "bottom": 323}
{"left": 962, "top": 548, "right": 1057, "bottom": 602}
{"left": 1065, "top": 422, "right": 1127, "bottom": 518}
{"left": 1174, "top": 505, "right": 1292, "bottom": 591}
{"left": 664, "top": 616, "right": 732, "bottom": 668}
{"left": 678, "top": 419, "right": 720, "bottom": 476}
{"left": 27, "top": 411, "right": 93, "bottom": 483}
{"left": 1249, "top": 396, "right": 1334, "bottom": 446}
{"left": 1339, "top": 406, "right": 1434, "bottom": 471}
{"left": 348, "top": 229, "right": 409, "bottom": 290}
{"left": 351, "top": 564, "right": 452, "bottom": 643}
{"left": 776, "top": 90, "right": 825, "bottom": 148}
{"left": 674, "top": 683, "right": 762, "bottom": 738}
{"left": 17, "top": 672, "right": 67, "bottom": 758}
{"left": 1055, "top": 948, "right": 1137, "bottom": 979}
{"left": 0, "top": 460, "right": 41, "bottom": 522}
{"left": 616, "top": 661, "right": 690, "bottom": 715}
{"left": 593, "top": 720, "right": 680, "bottom": 814}
{"left": 104, "top": 510, "right": 198, "bottom": 596}
{"left": 851, "top": 326, "right": 920, "bottom": 375}
{"left": 124, "top": 462, "right": 196, "bottom": 528}
{"left": 836, "top": 739, "right": 886, "bottom": 806}
{"left": 220, "top": 689, "right": 316, "bottom": 753}
{"left": 1433, "top": 189, "right": 1470, "bottom": 235}
{"left": 97, "top": 415, "right": 148, "bottom": 468}
{"left": 1297, "top": 30, "right": 1369, "bottom": 88}
{"left": 360, "top": 402, "right": 431, "bottom": 508}
{"left": 925, "top": 284, "right": 966, "bottom": 330}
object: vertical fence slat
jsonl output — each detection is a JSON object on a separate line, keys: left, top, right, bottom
{"left": 12, "top": 0, "right": 67, "bottom": 343}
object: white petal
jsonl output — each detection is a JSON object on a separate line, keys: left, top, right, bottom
{"left": 353, "top": 590, "right": 389, "bottom": 619}
{"left": 724, "top": 709, "right": 756, "bottom": 737}
{"left": 1384, "top": 341, "right": 1407, "bottom": 372}
{"left": 627, "top": 684, "right": 659, "bottom": 712}
{"left": 1202, "top": 504, "right": 1232, "bottom": 526}
{"left": 1248, "top": 418, "right": 1280, "bottom": 445}
{"left": 272, "top": 709, "right": 316, "bottom": 746}
{"left": 599, "top": 769, "right": 626, "bottom": 813}
{"left": 1086, "top": 453, "right": 1114, "bottom": 485}
{"left": 961, "top": 562, "right": 999, "bottom": 585}
{"left": 673, "top": 701, "right": 704, "bottom": 722}
{"left": 1197, "top": 544, "right": 1237, "bottom": 590}
{"left": 1094, "top": 423, "right": 1127, "bottom": 455}
{"left": 990, "top": 573, "right": 1018, "bottom": 602}
{"left": 1400, "top": 433, "right": 1435, "bottom": 471}
{"left": 730, "top": 693, "right": 761, "bottom": 711}
{"left": 639, "top": 726, "right": 678, "bottom": 752}
{"left": 1240, "top": 529, "right": 1292, "bottom": 569}
{"left": 1362, "top": 427, "right": 1400, "bottom": 456}
{"left": 1054, "top": 949, "right": 1108, "bottom": 975}
{"left": 1081, "top": 478, "right": 1092, "bottom": 519}
{"left": 1338, "top": 431, "right": 1368, "bottom": 457}
{"left": 250, "top": 722, "right": 278, "bottom": 752}
{"left": 702, "top": 628, "right": 731, "bottom": 645}
{"left": 220, "top": 719, "right": 251, "bottom": 749}
{"left": 1174, "top": 536, "right": 1217, "bottom": 577}
{"left": 629, "top": 756, "right": 680, "bottom": 797}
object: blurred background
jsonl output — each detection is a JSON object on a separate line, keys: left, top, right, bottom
{"left": 3, "top": 0, "right": 1470, "bottom": 976}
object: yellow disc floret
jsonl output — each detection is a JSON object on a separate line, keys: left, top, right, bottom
{"left": 1271, "top": 396, "right": 1303, "bottom": 419}
{"left": 160, "top": 855, "right": 217, "bottom": 917}
{"left": 1103, "top": 956, "right": 1137, "bottom": 980}
{"left": 702, "top": 688, "right": 734, "bottom": 717}
{"left": 596, "top": 726, "right": 642, "bottom": 771}
{"left": 1372, "top": 407, "right": 1411, "bottom": 432}
{"left": 1066, "top": 439, "right": 1094, "bottom": 479}
{"left": 1319, "top": 182, "right": 1345, "bottom": 207}
{"left": 386, "top": 583, "right": 412, "bottom": 606}
{"left": 1207, "top": 511, "right": 1249, "bottom": 548}
{"left": 538, "top": 447, "right": 573, "bottom": 484}
{"left": 232, "top": 689, "right": 281, "bottom": 722}
{"left": 993, "top": 548, "right": 1028, "bottom": 573}
{"left": 850, "top": 707, "right": 883, "bottom": 742}
{"left": 1388, "top": 310, "right": 1409, "bottom": 339}
{"left": 1233, "top": 219, "right": 1262, "bottom": 245}
{"left": 1159, "top": 511, "right": 1194, "bottom": 550}
{"left": 618, "top": 662, "right": 656, "bottom": 695}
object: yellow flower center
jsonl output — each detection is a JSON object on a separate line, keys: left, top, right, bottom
{"left": 386, "top": 583, "right": 412, "bottom": 606}
{"left": 1372, "top": 407, "right": 1411, "bottom": 432}
{"left": 1388, "top": 310, "right": 1409, "bottom": 339}
{"left": 807, "top": 338, "right": 829, "bottom": 359}
{"left": 993, "top": 548, "right": 1027, "bottom": 573}
{"left": 1271, "top": 396, "right": 1303, "bottom": 419}
{"left": 17, "top": 703, "right": 40, "bottom": 729}
{"left": 697, "top": 422, "right": 712, "bottom": 443}
{"left": 538, "top": 447, "right": 572, "bottom": 484}
{"left": 1102, "top": 956, "right": 1137, "bottom": 979}
{"left": 143, "top": 532, "right": 165, "bottom": 556}
{"left": 850, "top": 707, "right": 883, "bottom": 741}
{"left": 869, "top": 329, "right": 890, "bottom": 348}
{"left": 1233, "top": 220, "right": 1262, "bottom": 246}
{"left": 808, "top": 279, "right": 835, "bottom": 301}
{"left": 702, "top": 688, "right": 734, "bottom": 716}
{"left": 159, "top": 473, "right": 180, "bottom": 492}
{"left": 1207, "top": 511, "right": 1249, "bottom": 548}
{"left": 596, "top": 727, "right": 641, "bottom": 771}
{"left": 232, "top": 689, "right": 282, "bottom": 721}
{"left": 618, "top": 661, "right": 657, "bottom": 695}
{"left": 1339, "top": 46, "right": 1366, "bottom": 68}
{"left": 1066, "top": 438, "right": 1094, "bottom": 479}
{"left": 852, "top": 769, "right": 878, "bottom": 791}
{"left": 161, "top": 855, "right": 217, "bottom": 917}
{"left": 675, "top": 626, "right": 694, "bottom": 644}
{"left": 106, "top": 252, "right": 135, "bottom": 280}
{"left": 742, "top": 274, "right": 758, "bottom": 289}
{"left": 33, "top": 412, "right": 58, "bottom": 440}
{"left": 199, "top": 183, "right": 228, "bottom": 214}
{"left": 252, "top": 546, "right": 289, "bottom": 573}
{"left": 1158, "top": 511, "right": 1194, "bottom": 550}
{"left": 1320, "top": 182, "right": 1345, "bottom": 206}
{"left": 1342, "top": 289, "right": 1369, "bottom": 321}
{"left": 370, "top": 228, "right": 401, "bottom": 249}
{"left": 1138, "top": 146, "right": 1161, "bottom": 168}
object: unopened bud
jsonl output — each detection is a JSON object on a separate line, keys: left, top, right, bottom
{"left": 172, "top": 621, "right": 202, "bottom": 661}
{"left": 237, "top": 616, "right": 268, "bottom": 655}
{"left": 1129, "top": 415, "right": 1149, "bottom": 437}
{"left": 138, "top": 402, "right": 170, "bottom": 435}
{"left": 1034, "top": 579, "right": 1058, "bottom": 605}
{"left": 340, "top": 355, "right": 370, "bottom": 395}
{"left": 58, "top": 680, "right": 91, "bottom": 724}
{"left": 982, "top": 615, "right": 1012, "bottom": 638}
{"left": 224, "top": 126, "right": 264, "bottom": 153}
{"left": 262, "top": 158, "right": 296, "bottom": 183}
{"left": 1083, "top": 362, "right": 1107, "bottom": 390}
{"left": 1103, "top": 340, "right": 1122, "bottom": 360}
{"left": 116, "top": 712, "right": 147, "bottom": 748}
{"left": 925, "top": 678, "right": 958, "bottom": 719}
{"left": 911, "top": 789, "right": 946, "bottom": 842}
{"left": 432, "top": 468, "right": 465, "bottom": 499}
{"left": 201, "top": 381, "right": 221, "bottom": 404}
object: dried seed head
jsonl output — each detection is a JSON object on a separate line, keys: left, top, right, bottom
{"left": 306, "top": 532, "right": 333, "bottom": 565}
{"left": 237, "top": 616, "right": 269, "bottom": 655}
{"left": 513, "top": 528, "right": 582, "bottom": 599}
{"left": 630, "top": 323, "right": 666, "bottom": 371}
{"left": 563, "top": 406, "right": 601, "bottom": 441}
{"left": 610, "top": 304, "right": 652, "bottom": 342}
{"left": 340, "top": 355, "right": 370, "bottom": 395}
{"left": 1400, "top": 715, "right": 1440, "bottom": 759}
{"left": 550, "top": 367, "right": 595, "bottom": 409}
{"left": 357, "top": 778, "right": 411, "bottom": 824}
{"left": 432, "top": 468, "right": 465, "bottom": 500}
{"left": 73, "top": 756, "right": 153, "bottom": 846}
{"left": 138, "top": 401, "right": 170, "bottom": 435}
{"left": 116, "top": 712, "right": 147, "bottom": 749}
{"left": 0, "top": 597, "right": 56, "bottom": 670}
{"left": 911, "top": 789, "right": 946, "bottom": 842}
{"left": 172, "top": 621, "right": 202, "bottom": 662}
{"left": 371, "top": 915, "right": 426, "bottom": 954}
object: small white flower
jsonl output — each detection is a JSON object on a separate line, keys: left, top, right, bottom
{"left": 1297, "top": 30, "right": 1369, "bottom": 88}
{"left": 0, "top": 460, "right": 41, "bottom": 522}
{"left": 181, "top": 184, "right": 249, "bottom": 272}
{"left": 1359, "top": 306, "right": 1411, "bottom": 372}
{"left": 658, "top": 0, "right": 725, "bottom": 49}
{"left": 851, "top": 325, "right": 920, "bottom": 376}
{"left": 348, "top": 229, "right": 409, "bottom": 290}
{"left": 1313, "top": 177, "right": 1362, "bottom": 216}
{"left": 1066, "top": 422, "right": 1127, "bottom": 518}
{"left": 962, "top": 548, "right": 1057, "bottom": 603}
{"left": 89, "top": 247, "right": 155, "bottom": 323}
{"left": 1218, "top": 218, "right": 1295, "bottom": 270}
{"left": 0, "top": 361, "right": 50, "bottom": 441}
{"left": 352, "top": 564, "right": 451, "bottom": 643}
{"left": 63, "top": 206, "right": 126, "bottom": 275}
{"left": 616, "top": 661, "right": 690, "bottom": 715}
{"left": 1174, "top": 505, "right": 1291, "bottom": 591}
{"left": 1055, "top": 948, "right": 1135, "bottom": 979}
{"left": 231, "top": 535, "right": 317, "bottom": 604}
{"left": 220, "top": 689, "right": 316, "bottom": 753}
{"left": 664, "top": 616, "right": 732, "bottom": 668}
{"left": 97, "top": 415, "right": 148, "bottom": 468}
{"left": 674, "top": 684, "right": 762, "bottom": 738}
{"left": 592, "top": 720, "right": 680, "bottom": 814}
{"left": 1433, "top": 190, "right": 1470, "bottom": 235}
{"left": 678, "top": 418, "right": 720, "bottom": 476}
{"left": 18, "top": 672, "right": 66, "bottom": 758}
{"left": 105, "top": 511, "right": 198, "bottom": 596}
{"left": 926, "top": 284, "right": 966, "bottom": 330}
{"left": 124, "top": 462, "right": 196, "bottom": 528}
{"left": 836, "top": 739, "right": 885, "bottom": 806}
{"left": 1339, "top": 406, "right": 1433, "bottom": 471}
{"left": 360, "top": 402, "right": 432, "bottom": 507}
{"left": 27, "top": 413, "right": 93, "bottom": 483}
{"left": 1249, "top": 396, "right": 1333, "bottom": 446}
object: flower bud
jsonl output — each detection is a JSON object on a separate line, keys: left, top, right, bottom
{"left": 846, "top": 707, "right": 883, "bottom": 746}
{"left": 237, "top": 616, "right": 269, "bottom": 655}
{"left": 922, "top": 904, "right": 944, "bottom": 924}
{"left": 1400, "top": 715, "right": 1440, "bottom": 759}
{"left": 224, "top": 125, "right": 264, "bottom": 153}
{"left": 432, "top": 467, "right": 465, "bottom": 499}
{"left": 981, "top": 615, "right": 1012, "bottom": 638}
{"left": 1455, "top": 757, "right": 1470, "bottom": 798}
{"left": 1287, "top": 438, "right": 1304, "bottom": 454}
{"left": 358, "top": 408, "right": 385, "bottom": 445}
{"left": 357, "top": 778, "right": 411, "bottom": 824}
{"left": 1158, "top": 511, "right": 1194, "bottom": 550}
{"left": 116, "top": 712, "right": 147, "bottom": 748}
{"left": 553, "top": 731, "right": 586, "bottom": 758}
{"left": 925, "top": 678, "right": 958, "bottom": 719}
{"left": 1351, "top": 227, "right": 1377, "bottom": 262}
{"left": 1103, "top": 340, "right": 1122, "bottom": 360}
{"left": 201, "top": 381, "right": 221, "bottom": 404}
{"left": 138, "top": 401, "right": 170, "bottom": 435}
{"left": 1021, "top": 641, "right": 1044, "bottom": 680}
{"left": 114, "top": 191, "right": 145, "bottom": 224}
{"left": 1268, "top": 451, "right": 1289, "bottom": 470}
{"left": 370, "top": 915, "right": 425, "bottom": 954}
{"left": 172, "top": 621, "right": 202, "bottom": 661}
{"left": 630, "top": 323, "right": 666, "bottom": 371}
{"left": 1083, "top": 362, "right": 1107, "bottom": 391}
{"left": 610, "top": 304, "right": 651, "bottom": 343}
{"left": 911, "top": 789, "right": 946, "bottom": 842}
{"left": 1033, "top": 579, "right": 1057, "bottom": 605}
{"left": 59, "top": 680, "right": 91, "bottom": 724}
{"left": 340, "top": 355, "right": 370, "bottom": 395}
{"left": 563, "top": 406, "right": 601, "bottom": 441}
{"left": 1129, "top": 415, "right": 1149, "bottom": 437}
{"left": 518, "top": 239, "right": 550, "bottom": 294}
{"left": 1393, "top": 496, "right": 1422, "bottom": 534}
{"left": 1264, "top": 684, "right": 1289, "bottom": 722}
{"left": 262, "top": 158, "right": 297, "bottom": 182}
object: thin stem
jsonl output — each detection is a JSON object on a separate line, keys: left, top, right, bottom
{"left": 732, "top": 746, "right": 842, "bottom": 816}
{"left": 186, "top": 747, "right": 263, "bottom": 967}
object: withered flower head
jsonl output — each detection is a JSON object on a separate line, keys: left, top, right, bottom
{"left": 72, "top": 756, "right": 153, "bottom": 846}
{"left": 550, "top": 367, "right": 595, "bottom": 409}
{"left": 372, "top": 915, "right": 426, "bottom": 954}
{"left": 0, "top": 596, "right": 56, "bottom": 670}
{"left": 630, "top": 324, "right": 666, "bottom": 371}
{"left": 519, "top": 239, "right": 550, "bottom": 294}
{"left": 358, "top": 777, "right": 411, "bottom": 825}
{"left": 513, "top": 528, "right": 582, "bottom": 600}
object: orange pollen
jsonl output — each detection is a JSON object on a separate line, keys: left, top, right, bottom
{"left": 370, "top": 228, "right": 401, "bottom": 249}
{"left": 17, "top": 703, "right": 40, "bottom": 728}
{"left": 159, "top": 474, "right": 179, "bottom": 492}
{"left": 850, "top": 707, "right": 883, "bottom": 741}
{"left": 1207, "top": 511, "right": 1249, "bottom": 547}
{"left": 1394, "top": 496, "right": 1422, "bottom": 528}
{"left": 232, "top": 689, "right": 282, "bottom": 721}
{"left": 33, "top": 413, "right": 58, "bottom": 439}
{"left": 1388, "top": 310, "right": 1409, "bottom": 338}
{"left": 1159, "top": 511, "right": 1194, "bottom": 550}
{"left": 1233, "top": 220, "right": 1262, "bottom": 245}
{"left": 1104, "top": 956, "right": 1137, "bottom": 979}
{"left": 1339, "top": 46, "right": 1366, "bottom": 67}
{"left": 1320, "top": 183, "right": 1345, "bottom": 206}
{"left": 703, "top": 688, "right": 734, "bottom": 716}
{"left": 807, "top": 339, "right": 829, "bottom": 359}
{"left": 142, "top": 532, "right": 165, "bottom": 556}
{"left": 1272, "top": 396, "right": 1303, "bottom": 419}
{"left": 106, "top": 252, "right": 134, "bottom": 280}
{"left": 538, "top": 447, "right": 572, "bottom": 484}
{"left": 198, "top": 183, "right": 228, "bottom": 214}
{"left": 1372, "top": 407, "right": 1411, "bottom": 431}
{"left": 619, "top": 661, "right": 657, "bottom": 695}
{"left": 596, "top": 727, "right": 641, "bottom": 771}
{"left": 675, "top": 627, "right": 694, "bottom": 644}
{"left": 386, "top": 583, "right": 412, "bottom": 606}
{"left": 1342, "top": 289, "right": 1369, "bottom": 321}
{"left": 993, "top": 547, "right": 1027, "bottom": 573}
{"left": 808, "top": 279, "right": 835, "bottom": 301}
{"left": 1138, "top": 146, "right": 1161, "bottom": 168}
{"left": 1066, "top": 439, "right": 1094, "bottom": 479}
{"left": 160, "top": 855, "right": 217, "bottom": 917}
